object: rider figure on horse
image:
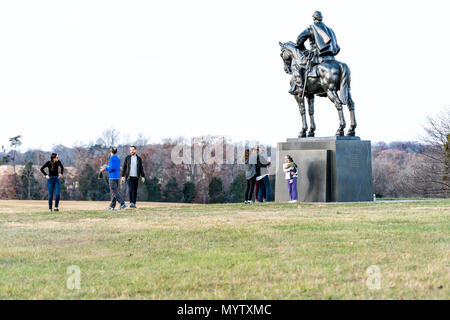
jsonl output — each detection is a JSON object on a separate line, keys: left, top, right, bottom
{"left": 289, "top": 11, "right": 341, "bottom": 95}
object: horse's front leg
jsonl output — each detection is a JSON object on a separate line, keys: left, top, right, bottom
{"left": 306, "top": 95, "right": 316, "bottom": 137}
{"left": 327, "top": 90, "right": 346, "bottom": 136}
{"left": 294, "top": 94, "right": 308, "bottom": 138}
{"left": 346, "top": 92, "right": 357, "bottom": 136}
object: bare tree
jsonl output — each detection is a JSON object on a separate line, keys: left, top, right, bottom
{"left": 193, "top": 135, "right": 223, "bottom": 203}
{"left": 100, "top": 127, "right": 120, "bottom": 147}
{"left": 421, "top": 106, "right": 450, "bottom": 146}
{"left": 373, "top": 149, "right": 423, "bottom": 197}
{"left": 134, "top": 133, "right": 149, "bottom": 148}
{"left": 405, "top": 106, "right": 450, "bottom": 197}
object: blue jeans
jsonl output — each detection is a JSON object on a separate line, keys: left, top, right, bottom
{"left": 257, "top": 175, "right": 272, "bottom": 202}
{"left": 46, "top": 176, "right": 60, "bottom": 209}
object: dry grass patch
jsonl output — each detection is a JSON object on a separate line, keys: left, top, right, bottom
{"left": 0, "top": 199, "right": 448, "bottom": 299}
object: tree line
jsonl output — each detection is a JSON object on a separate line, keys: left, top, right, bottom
{"left": 0, "top": 132, "right": 274, "bottom": 203}
{"left": 1, "top": 107, "right": 448, "bottom": 201}
{"left": 371, "top": 107, "right": 449, "bottom": 198}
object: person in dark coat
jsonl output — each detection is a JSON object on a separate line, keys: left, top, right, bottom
{"left": 40, "top": 153, "right": 64, "bottom": 212}
{"left": 243, "top": 148, "right": 257, "bottom": 204}
{"left": 121, "top": 146, "right": 146, "bottom": 208}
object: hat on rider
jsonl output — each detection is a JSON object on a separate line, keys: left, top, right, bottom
{"left": 312, "top": 11, "right": 323, "bottom": 22}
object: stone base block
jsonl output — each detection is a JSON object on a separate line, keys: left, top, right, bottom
{"left": 275, "top": 136, "right": 373, "bottom": 202}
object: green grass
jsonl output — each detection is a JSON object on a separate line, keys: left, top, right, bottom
{"left": 0, "top": 199, "right": 449, "bottom": 299}
{"left": 375, "top": 197, "right": 431, "bottom": 201}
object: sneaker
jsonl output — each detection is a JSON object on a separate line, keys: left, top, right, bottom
{"left": 107, "top": 207, "right": 115, "bottom": 211}
{"left": 119, "top": 203, "right": 127, "bottom": 210}
{"left": 244, "top": 201, "right": 249, "bottom": 204}
{"left": 54, "top": 208, "right": 59, "bottom": 212}
{"left": 289, "top": 200, "right": 297, "bottom": 203}
{"left": 49, "top": 209, "right": 52, "bottom": 212}
{"left": 247, "top": 200, "right": 254, "bottom": 204}
{"left": 130, "top": 203, "right": 136, "bottom": 208}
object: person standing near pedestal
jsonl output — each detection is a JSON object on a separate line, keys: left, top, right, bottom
{"left": 256, "top": 148, "right": 272, "bottom": 203}
{"left": 283, "top": 155, "right": 298, "bottom": 202}
{"left": 121, "top": 146, "right": 146, "bottom": 208}
{"left": 243, "top": 148, "right": 257, "bottom": 204}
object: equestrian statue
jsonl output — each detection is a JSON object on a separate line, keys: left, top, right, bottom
{"left": 279, "top": 11, "right": 357, "bottom": 137}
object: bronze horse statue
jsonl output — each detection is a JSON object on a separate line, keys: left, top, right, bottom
{"left": 279, "top": 41, "right": 356, "bottom": 137}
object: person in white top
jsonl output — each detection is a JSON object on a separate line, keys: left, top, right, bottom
{"left": 283, "top": 155, "right": 298, "bottom": 202}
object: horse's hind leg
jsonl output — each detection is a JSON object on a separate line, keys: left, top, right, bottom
{"left": 346, "top": 92, "right": 357, "bottom": 136}
{"left": 294, "top": 95, "right": 308, "bottom": 138}
{"left": 327, "top": 90, "right": 346, "bottom": 136}
{"left": 307, "top": 95, "right": 316, "bottom": 137}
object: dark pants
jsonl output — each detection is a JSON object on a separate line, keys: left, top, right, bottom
{"left": 109, "top": 179, "right": 125, "bottom": 208}
{"left": 46, "top": 176, "right": 60, "bottom": 209}
{"left": 257, "top": 175, "right": 272, "bottom": 202}
{"left": 245, "top": 176, "right": 256, "bottom": 201}
{"left": 254, "top": 180, "right": 263, "bottom": 201}
{"left": 127, "top": 176, "right": 139, "bottom": 204}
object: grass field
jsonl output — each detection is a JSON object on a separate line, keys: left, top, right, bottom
{"left": 0, "top": 199, "right": 449, "bottom": 299}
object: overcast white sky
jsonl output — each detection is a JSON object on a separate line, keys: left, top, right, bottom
{"left": 0, "top": 0, "right": 449, "bottom": 151}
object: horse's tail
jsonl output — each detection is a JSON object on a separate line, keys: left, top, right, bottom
{"left": 339, "top": 62, "right": 351, "bottom": 105}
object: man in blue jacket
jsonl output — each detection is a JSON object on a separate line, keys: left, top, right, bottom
{"left": 101, "top": 147, "right": 127, "bottom": 210}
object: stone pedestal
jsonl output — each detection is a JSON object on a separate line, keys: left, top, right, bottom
{"left": 275, "top": 136, "right": 373, "bottom": 202}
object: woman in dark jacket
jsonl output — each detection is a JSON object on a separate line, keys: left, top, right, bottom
{"left": 243, "top": 149, "right": 257, "bottom": 204}
{"left": 40, "top": 153, "right": 64, "bottom": 212}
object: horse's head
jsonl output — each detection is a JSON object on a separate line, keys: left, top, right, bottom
{"left": 279, "top": 41, "right": 297, "bottom": 74}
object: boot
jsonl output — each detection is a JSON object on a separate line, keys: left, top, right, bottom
{"left": 288, "top": 83, "right": 298, "bottom": 95}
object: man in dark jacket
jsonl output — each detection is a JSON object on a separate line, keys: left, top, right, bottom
{"left": 121, "top": 146, "right": 146, "bottom": 208}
